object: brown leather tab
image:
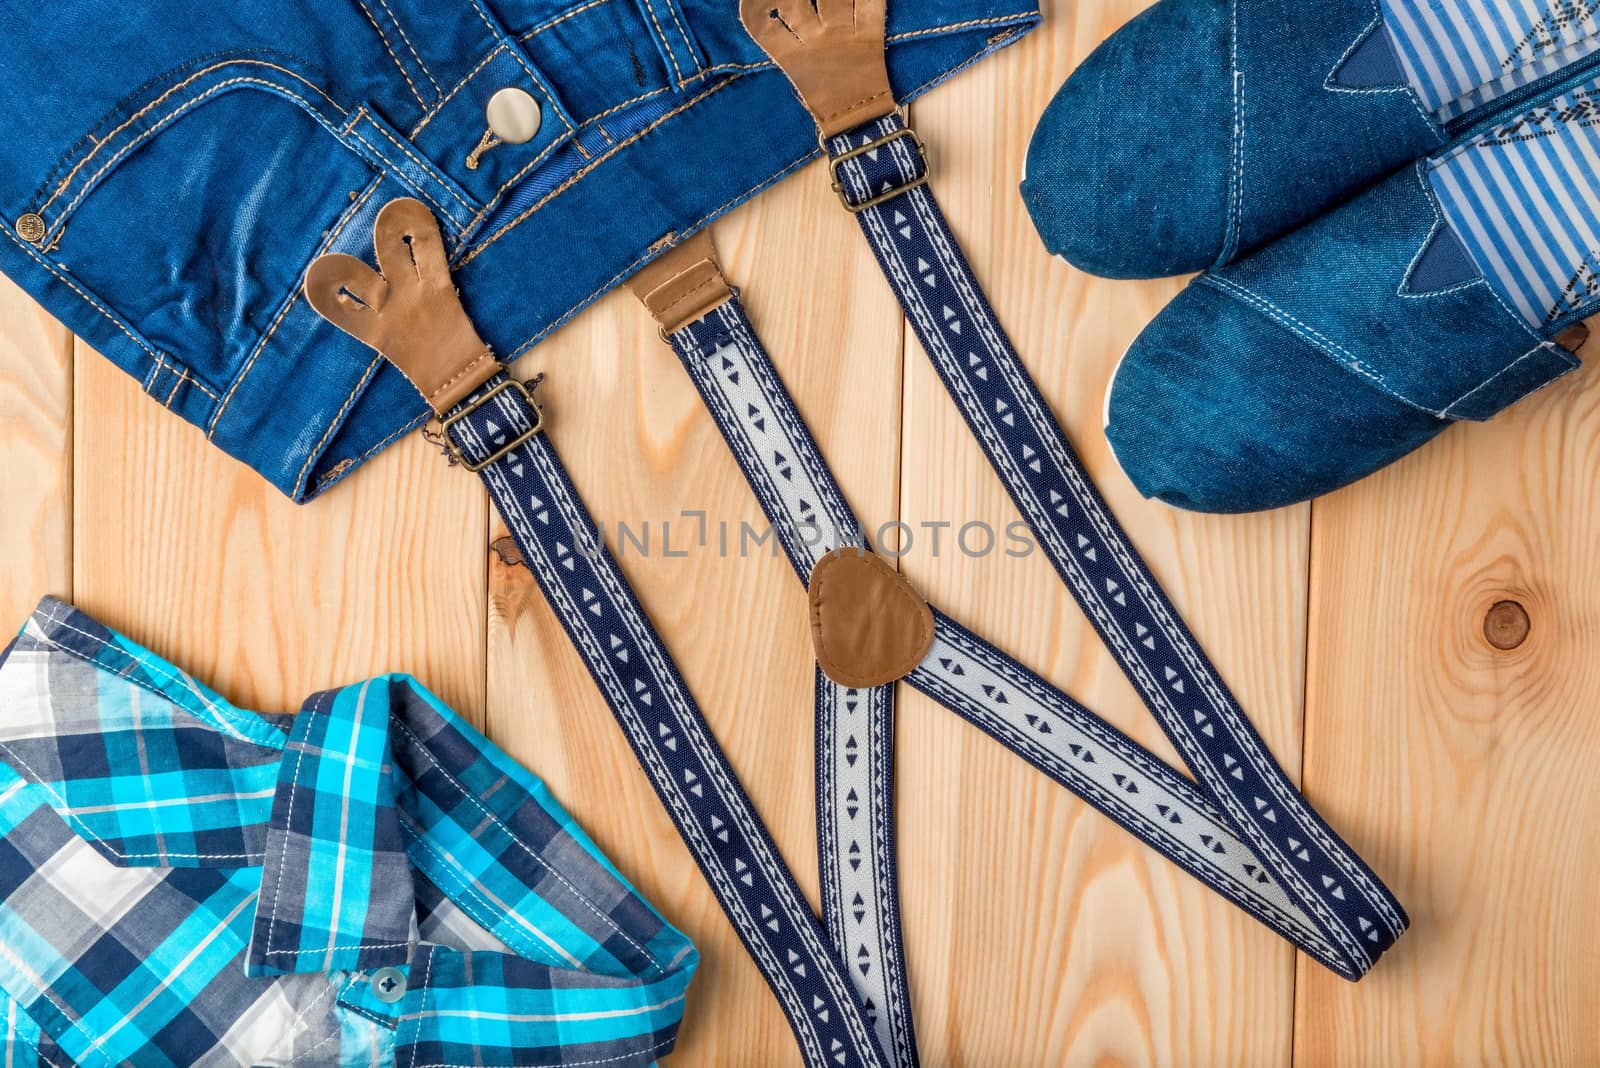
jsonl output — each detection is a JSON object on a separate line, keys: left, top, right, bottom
{"left": 628, "top": 231, "right": 734, "bottom": 336}
{"left": 807, "top": 549, "right": 934, "bottom": 688}
{"left": 739, "top": 0, "right": 894, "bottom": 139}
{"left": 304, "top": 198, "right": 497, "bottom": 415}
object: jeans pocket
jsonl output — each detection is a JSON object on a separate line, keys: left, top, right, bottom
{"left": 17, "top": 51, "right": 379, "bottom": 404}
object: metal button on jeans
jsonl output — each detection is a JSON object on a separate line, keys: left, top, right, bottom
{"left": 15, "top": 213, "right": 44, "bottom": 245}
{"left": 370, "top": 966, "right": 407, "bottom": 1003}
{"left": 486, "top": 87, "right": 542, "bottom": 144}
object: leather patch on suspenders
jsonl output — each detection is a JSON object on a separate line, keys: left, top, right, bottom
{"left": 304, "top": 198, "right": 498, "bottom": 415}
{"left": 628, "top": 231, "right": 734, "bottom": 336}
{"left": 807, "top": 549, "right": 934, "bottom": 687}
{"left": 739, "top": 0, "right": 895, "bottom": 139}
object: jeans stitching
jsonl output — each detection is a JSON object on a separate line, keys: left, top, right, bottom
{"left": 310, "top": 412, "right": 430, "bottom": 498}
{"left": 3, "top": 225, "right": 162, "bottom": 363}
{"left": 163, "top": 365, "right": 188, "bottom": 407}
{"left": 458, "top": 79, "right": 734, "bottom": 266}
{"left": 208, "top": 174, "right": 385, "bottom": 437}
{"left": 647, "top": 0, "right": 704, "bottom": 86}
{"left": 454, "top": 14, "right": 1034, "bottom": 253}
{"left": 291, "top": 352, "right": 387, "bottom": 496}
{"left": 40, "top": 60, "right": 339, "bottom": 214}
{"left": 347, "top": 128, "right": 469, "bottom": 226}
{"left": 518, "top": 0, "right": 612, "bottom": 39}
{"left": 354, "top": 0, "right": 431, "bottom": 109}
{"left": 465, "top": 0, "right": 572, "bottom": 129}
{"left": 47, "top": 78, "right": 338, "bottom": 238}
{"left": 348, "top": 116, "right": 475, "bottom": 218}
{"left": 638, "top": 0, "right": 686, "bottom": 84}
{"left": 372, "top": 0, "right": 442, "bottom": 97}
{"left": 456, "top": 130, "right": 572, "bottom": 238}
{"left": 408, "top": 45, "right": 506, "bottom": 139}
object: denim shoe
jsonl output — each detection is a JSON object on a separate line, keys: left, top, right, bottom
{"left": 1021, "top": 0, "right": 1600, "bottom": 280}
{"left": 1103, "top": 75, "right": 1600, "bottom": 512}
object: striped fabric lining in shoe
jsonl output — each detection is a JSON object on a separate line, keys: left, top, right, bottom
{"left": 1380, "top": 0, "right": 1600, "bottom": 118}
{"left": 1428, "top": 78, "right": 1600, "bottom": 325}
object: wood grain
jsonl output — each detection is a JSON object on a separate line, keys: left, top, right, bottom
{"left": 892, "top": 2, "right": 1304, "bottom": 1063}
{"left": 482, "top": 160, "right": 905, "bottom": 1064}
{"left": 70, "top": 341, "right": 486, "bottom": 725}
{"left": 0, "top": 0, "right": 1592, "bottom": 1062}
{"left": 0, "top": 272, "right": 71, "bottom": 627}
{"left": 1295, "top": 326, "right": 1600, "bottom": 1068}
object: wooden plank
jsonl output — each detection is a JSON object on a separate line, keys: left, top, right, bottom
{"left": 482, "top": 165, "right": 905, "bottom": 1062}
{"left": 892, "top": 1, "right": 1307, "bottom": 1062}
{"left": 0, "top": 272, "right": 72, "bottom": 628}
{"left": 70, "top": 342, "right": 486, "bottom": 727}
{"left": 1294, "top": 327, "right": 1600, "bottom": 1066}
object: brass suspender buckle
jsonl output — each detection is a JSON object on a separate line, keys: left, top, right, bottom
{"left": 827, "top": 121, "right": 928, "bottom": 214}
{"left": 438, "top": 376, "right": 544, "bottom": 472}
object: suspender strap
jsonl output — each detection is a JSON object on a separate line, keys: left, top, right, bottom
{"left": 632, "top": 233, "right": 921, "bottom": 1068}
{"left": 655, "top": 282, "right": 1374, "bottom": 978}
{"left": 739, "top": 0, "right": 1405, "bottom": 977}
{"left": 444, "top": 381, "right": 888, "bottom": 1068}
{"left": 818, "top": 111, "right": 1406, "bottom": 975}
{"left": 306, "top": 203, "right": 888, "bottom": 1068}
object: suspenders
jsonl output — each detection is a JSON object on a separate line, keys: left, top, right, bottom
{"left": 444, "top": 379, "right": 890, "bottom": 1067}
{"left": 303, "top": 6, "right": 1409, "bottom": 1060}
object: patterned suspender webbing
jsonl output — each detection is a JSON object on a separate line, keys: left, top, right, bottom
{"left": 443, "top": 377, "right": 894, "bottom": 1068}
{"left": 817, "top": 112, "right": 1407, "bottom": 975}
{"left": 644, "top": 279, "right": 1403, "bottom": 1002}
{"left": 302, "top": 198, "right": 894, "bottom": 1068}
{"left": 708, "top": 16, "right": 1411, "bottom": 1040}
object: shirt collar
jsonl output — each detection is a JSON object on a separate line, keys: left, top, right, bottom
{"left": 245, "top": 677, "right": 418, "bottom": 977}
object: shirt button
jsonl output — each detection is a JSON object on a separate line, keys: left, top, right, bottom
{"left": 370, "top": 966, "right": 407, "bottom": 1003}
{"left": 486, "top": 87, "right": 542, "bottom": 144}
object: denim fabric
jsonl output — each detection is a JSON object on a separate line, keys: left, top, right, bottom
{"left": 1104, "top": 158, "right": 1581, "bottom": 512}
{"left": 1020, "top": 0, "right": 1444, "bottom": 279}
{"left": 0, "top": 0, "right": 1037, "bottom": 502}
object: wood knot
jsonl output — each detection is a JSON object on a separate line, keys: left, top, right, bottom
{"left": 1483, "top": 600, "right": 1530, "bottom": 651}
{"left": 490, "top": 536, "right": 524, "bottom": 568}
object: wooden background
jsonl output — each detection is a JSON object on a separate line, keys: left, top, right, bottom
{"left": 3, "top": 0, "right": 1598, "bottom": 1062}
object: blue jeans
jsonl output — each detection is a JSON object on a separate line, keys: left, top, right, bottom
{"left": 0, "top": 0, "right": 1037, "bottom": 500}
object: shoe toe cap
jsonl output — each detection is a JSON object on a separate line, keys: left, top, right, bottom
{"left": 1104, "top": 282, "right": 1449, "bottom": 512}
{"left": 1022, "top": 0, "right": 1235, "bottom": 279}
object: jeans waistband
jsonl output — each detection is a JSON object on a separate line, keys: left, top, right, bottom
{"left": 0, "top": 0, "right": 1039, "bottom": 500}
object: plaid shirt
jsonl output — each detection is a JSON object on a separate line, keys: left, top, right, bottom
{"left": 0, "top": 597, "right": 697, "bottom": 1067}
